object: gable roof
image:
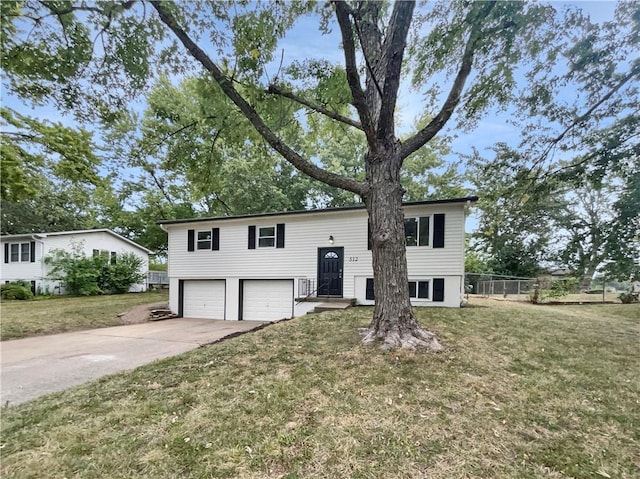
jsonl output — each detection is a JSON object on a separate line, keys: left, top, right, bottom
{"left": 157, "top": 195, "right": 479, "bottom": 226}
{"left": 0, "top": 229, "right": 154, "bottom": 255}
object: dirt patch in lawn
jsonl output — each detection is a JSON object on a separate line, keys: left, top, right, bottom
{"left": 118, "top": 301, "right": 170, "bottom": 324}
{"left": 0, "top": 291, "right": 169, "bottom": 340}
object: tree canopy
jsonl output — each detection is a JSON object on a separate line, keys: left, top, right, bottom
{"left": 2, "top": 0, "right": 638, "bottom": 346}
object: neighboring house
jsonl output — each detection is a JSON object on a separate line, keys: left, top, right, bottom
{"left": 1, "top": 229, "right": 153, "bottom": 294}
{"left": 158, "top": 196, "right": 477, "bottom": 321}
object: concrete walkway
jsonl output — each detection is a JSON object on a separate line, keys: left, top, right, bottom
{"left": 0, "top": 318, "right": 266, "bottom": 406}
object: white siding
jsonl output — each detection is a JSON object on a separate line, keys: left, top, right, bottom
{"left": 165, "top": 203, "right": 468, "bottom": 315}
{"left": 1, "top": 231, "right": 150, "bottom": 294}
{"left": 0, "top": 239, "right": 44, "bottom": 286}
{"left": 355, "top": 275, "right": 462, "bottom": 308}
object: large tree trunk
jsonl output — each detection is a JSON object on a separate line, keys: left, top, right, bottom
{"left": 361, "top": 150, "right": 444, "bottom": 351}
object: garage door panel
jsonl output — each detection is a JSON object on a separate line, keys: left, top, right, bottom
{"left": 183, "top": 280, "right": 225, "bottom": 319}
{"left": 243, "top": 280, "right": 293, "bottom": 321}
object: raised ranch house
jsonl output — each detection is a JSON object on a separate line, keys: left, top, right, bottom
{"left": 159, "top": 196, "right": 477, "bottom": 321}
{"left": 1, "top": 229, "right": 153, "bottom": 294}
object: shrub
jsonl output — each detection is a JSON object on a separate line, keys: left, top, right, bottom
{"left": 46, "top": 242, "right": 145, "bottom": 296}
{"left": 1, "top": 283, "right": 34, "bottom": 300}
{"left": 530, "top": 277, "right": 579, "bottom": 304}
{"left": 97, "top": 253, "right": 145, "bottom": 294}
{"left": 618, "top": 292, "right": 639, "bottom": 304}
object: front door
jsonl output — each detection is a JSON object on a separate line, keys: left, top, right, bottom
{"left": 317, "top": 247, "right": 344, "bottom": 297}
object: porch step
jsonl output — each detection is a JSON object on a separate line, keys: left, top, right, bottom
{"left": 297, "top": 297, "right": 356, "bottom": 305}
{"left": 307, "top": 301, "right": 355, "bottom": 314}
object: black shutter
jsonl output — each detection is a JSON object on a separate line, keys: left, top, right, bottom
{"left": 30, "top": 241, "right": 36, "bottom": 262}
{"left": 276, "top": 223, "right": 285, "bottom": 248}
{"left": 408, "top": 281, "right": 417, "bottom": 298}
{"left": 212, "top": 228, "right": 220, "bottom": 251}
{"left": 433, "top": 278, "right": 445, "bottom": 302}
{"left": 4, "top": 243, "right": 8, "bottom": 263}
{"left": 248, "top": 226, "right": 256, "bottom": 249}
{"left": 433, "top": 214, "right": 445, "bottom": 248}
{"left": 187, "top": 229, "right": 195, "bottom": 251}
{"left": 367, "top": 222, "right": 372, "bottom": 250}
{"left": 366, "top": 278, "right": 375, "bottom": 300}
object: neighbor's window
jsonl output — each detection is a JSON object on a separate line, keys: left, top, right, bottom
{"left": 197, "top": 231, "right": 212, "bottom": 250}
{"left": 110, "top": 252, "right": 117, "bottom": 265}
{"left": 258, "top": 226, "right": 275, "bottom": 247}
{"left": 20, "top": 243, "right": 30, "bottom": 262}
{"left": 408, "top": 280, "right": 430, "bottom": 299}
{"left": 9, "top": 243, "right": 30, "bottom": 262}
{"left": 92, "top": 249, "right": 100, "bottom": 257}
{"left": 404, "top": 216, "right": 430, "bottom": 246}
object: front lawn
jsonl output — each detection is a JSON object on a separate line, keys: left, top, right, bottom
{"left": 1, "top": 298, "right": 638, "bottom": 478}
{"left": 0, "top": 291, "right": 169, "bottom": 340}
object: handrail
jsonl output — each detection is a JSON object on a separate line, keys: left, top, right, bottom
{"left": 295, "top": 279, "right": 330, "bottom": 305}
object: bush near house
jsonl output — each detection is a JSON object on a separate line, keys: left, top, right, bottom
{"left": 0, "top": 281, "right": 34, "bottom": 301}
{"left": 46, "top": 246, "right": 145, "bottom": 296}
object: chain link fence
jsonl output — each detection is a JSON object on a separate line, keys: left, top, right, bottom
{"left": 465, "top": 273, "right": 537, "bottom": 300}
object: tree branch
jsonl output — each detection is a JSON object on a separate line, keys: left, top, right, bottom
{"left": 399, "top": 1, "right": 497, "bottom": 161}
{"left": 376, "top": 0, "right": 415, "bottom": 140}
{"left": 541, "top": 62, "right": 640, "bottom": 157}
{"left": 351, "top": 14, "right": 384, "bottom": 101}
{"left": 150, "top": 1, "right": 366, "bottom": 196}
{"left": 333, "top": 1, "right": 376, "bottom": 148}
{"left": 266, "top": 84, "right": 363, "bottom": 130}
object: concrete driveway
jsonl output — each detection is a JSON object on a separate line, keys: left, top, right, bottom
{"left": 0, "top": 318, "right": 267, "bottom": 406}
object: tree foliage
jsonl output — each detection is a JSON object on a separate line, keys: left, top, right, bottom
{"left": 3, "top": 1, "right": 637, "bottom": 347}
{"left": 45, "top": 243, "right": 145, "bottom": 295}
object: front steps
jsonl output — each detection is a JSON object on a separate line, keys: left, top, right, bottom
{"left": 301, "top": 298, "right": 356, "bottom": 314}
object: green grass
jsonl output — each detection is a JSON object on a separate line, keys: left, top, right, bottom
{"left": 1, "top": 298, "right": 638, "bottom": 478}
{"left": 0, "top": 291, "right": 169, "bottom": 340}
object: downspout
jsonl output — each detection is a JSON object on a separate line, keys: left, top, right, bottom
{"left": 30, "top": 234, "right": 46, "bottom": 293}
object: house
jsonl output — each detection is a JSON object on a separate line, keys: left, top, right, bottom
{"left": 1, "top": 229, "right": 153, "bottom": 294}
{"left": 158, "top": 196, "right": 477, "bottom": 321}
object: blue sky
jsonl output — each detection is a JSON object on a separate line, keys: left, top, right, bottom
{"left": 2, "top": 1, "right": 620, "bottom": 231}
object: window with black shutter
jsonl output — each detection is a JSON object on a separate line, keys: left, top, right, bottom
{"left": 366, "top": 278, "right": 375, "bottom": 300}
{"left": 276, "top": 223, "right": 285, "bottom": 248}
{"left": 248, "top": 226, "right": 256, "bottom": 249}
{"left": 433, "top": 214, "right": 445, "bottom": 248}
{"left": 212, "top": 228, "right": 220, "bottom": 251}
{"left": 433, "top": 278, "right": 445, "bottom": 302}
{"left": 187, "top": 229, "right": 195, "bottom": 251}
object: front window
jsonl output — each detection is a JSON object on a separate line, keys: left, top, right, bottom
{"left": 9, "top": 243, "right": 30, "bottom": 262}
{"left": 10, "top": 244, "right": 19, "bottom": 262}
{"left": 21, "top": 243, "right": 29, "bottom": 262}
{"left": 197, "top": 231, "right": 212, "bottom": 250}
{"left": 404, "top": 216, "right": 430, "bottom": 246}
{"left": 259, "top": 226, "right": 275, "bottom": 247}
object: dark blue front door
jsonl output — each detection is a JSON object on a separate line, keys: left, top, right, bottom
{"left": 317, "top": 247, "right": 344, "bottom": 296}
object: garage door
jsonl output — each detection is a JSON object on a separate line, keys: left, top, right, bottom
{"left": 242, "top": 280, "right": 293, "bottom": 321}
{"left": 182, "top": 280, "right": 225, "bottom": 319}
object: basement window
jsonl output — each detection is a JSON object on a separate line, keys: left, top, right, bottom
{"left": 408, "top": 280, "right": 430, "bottom": 299}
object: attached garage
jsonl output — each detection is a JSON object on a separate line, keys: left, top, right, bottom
{"left": 241, "top": 279, "right": 294, "bottom": 321}
{"left": 180, "top": 280, "right": 225, "bottom": 319}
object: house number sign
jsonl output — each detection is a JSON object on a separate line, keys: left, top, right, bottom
{"left": 348, "top": 256, "right": 359, "bottom": 262}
